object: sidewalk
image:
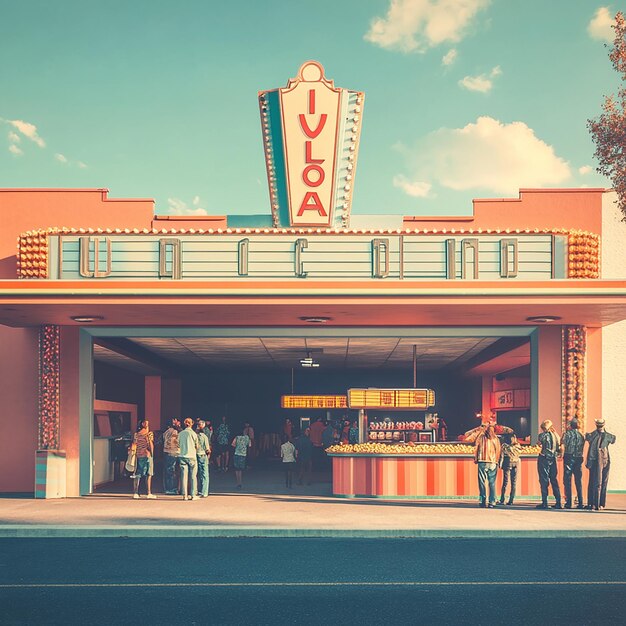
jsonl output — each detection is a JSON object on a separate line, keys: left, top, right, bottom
{"left": 1, "top": 467, "right": 625, "bottom": 538}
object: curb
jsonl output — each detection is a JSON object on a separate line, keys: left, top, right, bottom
{"left": 1, "top": 526, "right": 626, "bottom": 539}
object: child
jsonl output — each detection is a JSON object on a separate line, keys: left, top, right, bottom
{"left": 499, "top": 433, "right": 522, "bottom": 505}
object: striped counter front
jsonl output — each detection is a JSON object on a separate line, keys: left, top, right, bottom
{"left": 329, "top": 454, "right": 543, "bottom": 499}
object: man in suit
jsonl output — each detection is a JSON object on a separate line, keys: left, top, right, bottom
{"left": 585, "top": 419, "right": 617, "bottom": 511}
{"left": 536, "top": 420, "right": 562, "bottom": 509}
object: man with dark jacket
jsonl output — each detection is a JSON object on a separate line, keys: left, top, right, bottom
{"left": 536, "top": 420, "right": 562, "bottom": 509}
{"left": 562, "top": 418, "right": 585, "bottom": 509}
{"left": 585, "top": 419, "right": 617, "bottom": 511}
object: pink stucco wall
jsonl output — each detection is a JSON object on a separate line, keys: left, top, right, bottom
{"left": 60, "top": 326, "right": 81, "bottom": 496}
{"left": 0, "top": 327, "right": 38, "bottom": 492}
{"left": 537, "top": 326, "right": 563, "bottom": 433}
{"left": 0, "top": 189, "right": 154, "bottom": 494}
{"left": 403, "top": 189, "right": 604, "bottom": 234}
{"left": 0, "top": 189, "right": 154, "bottom": 279}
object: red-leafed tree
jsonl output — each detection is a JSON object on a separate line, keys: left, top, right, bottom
{"left": 588, "top": 11, "right": 626, "bottom": 219}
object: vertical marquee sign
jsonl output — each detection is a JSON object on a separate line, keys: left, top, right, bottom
{"left": 259, "top": 61, "right": 364, "bottom": 228}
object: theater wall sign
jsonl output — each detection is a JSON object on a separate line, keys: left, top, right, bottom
{"left": 19, "top": 231, "right": 583, "bottom": 281}
{"left": 259, "top": 61, "right": 364, "bottom": 229}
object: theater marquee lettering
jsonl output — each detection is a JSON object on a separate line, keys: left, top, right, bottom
{"left": 46, "top": 232, "right": 565, "bottom": 281}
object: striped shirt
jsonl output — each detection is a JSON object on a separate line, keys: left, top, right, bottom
{"left": 464, "top": 425, "right": 502, "bottom": 461}
{"left": 133, "top": 430, "right": 153, "bottom": 458}
{"left": 562, "top": 429, "right": 584, "bottom": 457}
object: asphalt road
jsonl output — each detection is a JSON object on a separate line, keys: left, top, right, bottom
{"left": 0, "top": 538, "right": 624, "bottom": 625}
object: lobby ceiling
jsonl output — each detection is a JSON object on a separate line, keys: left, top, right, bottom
{"left": 93, "top": 335, "right": 503, "bottom": 372}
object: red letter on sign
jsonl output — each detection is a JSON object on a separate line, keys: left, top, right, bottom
{"left": 305, "top": 141, "right": 324, "bottom": 164}
{"left": 302, "top": 165, "right": 325, "bottom": 187}
{"left": 297, "top": 192, "right": 327, "bottom": 216}
{"left": 299, "top": 114, "right": 327, "bottom": 138}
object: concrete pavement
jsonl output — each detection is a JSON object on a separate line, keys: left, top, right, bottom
{"left": 1, "top": 467, "right": 625, "bottom": 538}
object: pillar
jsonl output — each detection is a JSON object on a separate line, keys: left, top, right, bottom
{"left": 35, "top": 324, "right": 66, "bottom": 498}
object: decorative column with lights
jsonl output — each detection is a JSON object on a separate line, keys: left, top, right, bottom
{"left": 35, "top": 324, "right": 66, "bottom": 498}
{"left": 561, "top": 326, "right": 586, "bottom": 433}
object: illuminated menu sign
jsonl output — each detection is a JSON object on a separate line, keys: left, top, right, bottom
{"left": 281, "top": 395, "right": 348, "bottom": 409}
{"left": 347, "top": 388, "right": 435, "bottom": 410}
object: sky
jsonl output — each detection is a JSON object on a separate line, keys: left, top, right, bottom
{"left": 0, "top": 0, "right": 623, "bottom": 218}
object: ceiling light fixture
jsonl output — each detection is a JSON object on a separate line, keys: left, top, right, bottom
{"left": 70, "top": 315, "right": 104, "bottom": 323}
{"left": 526, "top": 316, "right": 561, "bottom": 324}
{"left": 299, "top": 316, "right": 331, "bottom": 324}
{"left": 300, "top": 351, "right": 320, "bottom": 368}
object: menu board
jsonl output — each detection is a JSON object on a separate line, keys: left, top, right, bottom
{"left": 348, "top": 388, "right": 435, "bottom": 410}
{"left": 280, "top": 395, "right": 348, "bottom": 409}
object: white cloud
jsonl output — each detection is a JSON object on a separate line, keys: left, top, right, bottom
{"left": 165, "top": 197, "right": 208, "bottom": 216}
{"left": 77, "top": 161, "right": 87, "bottom": 169}
{"left": 192, "top": 195, "right": 201, "bottom": 206}
{"left": 442, "top": 48, "right": 458, "bottom": 66}
{"left": 393, "top": 174, "right": 432, "bottom": 197}
{"left": 8, "top": 144, "right": 23, "bottom": 156}
{"left": 8, "top": 131, "right": 20, "bottom": 144}
{"left": 579, "top": 165, "right": 593, "bottom": 175}
{"left": 395, "top": 116, "right": 571, "bottom": 195}
{"left": 459, "top": 65, "right": 501, "bottom": 92}
{"left": 54, "top": 153, "right": 68, "bottom": 163}
{"left": 365, "top": 0, "right": 490, "bottom": 53}
{"left": 6, "top": 119, "right": 46, "bottom": 147}
{"left": 588, "top": 7, "right": 615, "bottom": 42}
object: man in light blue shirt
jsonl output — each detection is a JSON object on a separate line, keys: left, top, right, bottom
{"left": 178, "top": 418, "right": 199, "bottom": 500}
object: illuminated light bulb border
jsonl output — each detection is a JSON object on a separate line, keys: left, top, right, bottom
{"left": 561, "top": 325, "right": 586, "bottom": 433}
{"left": 38, "top": 324, "right": 60, "bottom": 450}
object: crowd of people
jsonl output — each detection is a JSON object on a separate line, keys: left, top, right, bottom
{"left": 127, "top": 415, "right": 253, "bottom": 499}
{"left": 465, "top": 417, "right": 616, "bottom": 510}
{"left": 127, "top": 413, "right": 616, "bottom": 510}
{"left": 127, "top": 415, "right": 355, "bottom": 498}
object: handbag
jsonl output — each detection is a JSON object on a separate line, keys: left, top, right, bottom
{"left": 125, "top": 447, "right": 137, "bottom": 474}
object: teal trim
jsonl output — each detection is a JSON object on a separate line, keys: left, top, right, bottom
{"left": 85, "top": 326, "right": 534, "bottom": 339}
{"left": 226, "top": 215, "right": 274, "bottom": 228}
{"left": 266, "top": 90, "right": 290, "bottom": 227}
{"left": 530, "top": 329, "right": 540, "bottom": 444}
{"left": 79, "top": 329, "right": 94, "bottom": 495}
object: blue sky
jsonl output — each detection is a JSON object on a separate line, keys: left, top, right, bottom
{"left": 0, "top": 0, "right": 622, "bottom": 217}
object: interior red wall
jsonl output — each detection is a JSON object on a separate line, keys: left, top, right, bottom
{"left": 144, "top": 376, "right": 162, "bottom": 430}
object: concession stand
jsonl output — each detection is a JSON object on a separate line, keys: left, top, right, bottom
{"left": 1, "top": 60, "right": 626, "bottom": 499}
{"left": 326, "top": 387, "right": 542, "bottom": 498}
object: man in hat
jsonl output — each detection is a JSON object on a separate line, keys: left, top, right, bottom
{"left": 561, "top": 418, "right": 585, "bottom": 509}
{"left": 585, "top": 419, "right": 617, "bottom": 511}
{"left": 536, "top": 419, "right": 562, "bottom": 509}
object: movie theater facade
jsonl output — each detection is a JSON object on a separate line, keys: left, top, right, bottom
{"left": 0, "top": 62, "right": 625, "bottom": 498}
